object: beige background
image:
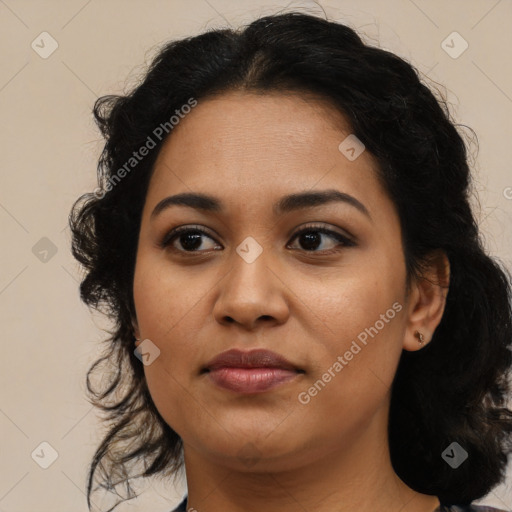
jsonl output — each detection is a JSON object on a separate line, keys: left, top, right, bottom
{"left": 0, "top": 0, "right": 511, "bottom": 510}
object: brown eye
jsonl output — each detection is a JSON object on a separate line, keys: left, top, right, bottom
{"left": 288, "top": 224, "right": 355, "bottom": 253}
{"left": 160, "top": 226, "right": 221, "bottom": 253}
{"left": 160, "top": 223, "right": 355, "bottom": 256}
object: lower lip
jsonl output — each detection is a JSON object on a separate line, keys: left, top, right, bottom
{"left": 206, "top": 367, "right": 300, "bottom": 393}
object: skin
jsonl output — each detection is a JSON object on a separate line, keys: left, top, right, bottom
{"left": 132, "top": 90, "right": 450, "bottom": 512}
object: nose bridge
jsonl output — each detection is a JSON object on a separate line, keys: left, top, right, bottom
{"left": 225, "top": 235, "right": 274, "bottom": 303}
{"left": 213, "top": 234, "right": 288, "bottom": 327}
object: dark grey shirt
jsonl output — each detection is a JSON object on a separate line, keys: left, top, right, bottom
{"left": 170, "top": 496, "right": 509, "bottom": 512}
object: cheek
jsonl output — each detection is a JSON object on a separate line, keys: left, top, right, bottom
{"left": 303, "top": 257, "right": 404, "bottom": 348}
{"left": 133, "top": 273, "right": 204, "bottom": 434}
{"left": 132, "top": 253, "right": 217, "bottom": 419}
{"left": 295, "top": 263, "right": 405, "bottom": 411}
{"left": 292, "top": 294, "right": 405, "bottom": 452}
{"left": 133, "top": 249, "right": 210, "bottom": 339}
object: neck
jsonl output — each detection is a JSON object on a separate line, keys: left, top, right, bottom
{"left": 181, "top": 404, "right": 441, "bottom": 512}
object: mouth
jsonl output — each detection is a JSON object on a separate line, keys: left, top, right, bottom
{"left": 201, "top": 348, "right": 305, "bottom": 394}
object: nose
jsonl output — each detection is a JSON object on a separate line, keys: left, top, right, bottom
{"left": 212, "top": 248, "right": 290, "bottom": 330}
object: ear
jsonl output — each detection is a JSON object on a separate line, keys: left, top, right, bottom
{"left": 403, "top": 249, "right": 450, "bottom": 351}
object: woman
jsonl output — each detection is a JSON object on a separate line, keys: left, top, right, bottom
{"left": 69, "top": 11, "right": 512, "bottom": 512}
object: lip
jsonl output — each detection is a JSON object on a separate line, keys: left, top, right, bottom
{"left": 202, "top": 348, "right": 304, "bottom": 394}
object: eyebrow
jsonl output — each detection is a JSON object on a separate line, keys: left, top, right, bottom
{"left": 150, "top": 189, "right": 371, "bottom": 220}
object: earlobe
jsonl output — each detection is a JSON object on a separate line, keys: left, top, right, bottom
{"left": 403, "top": 250, "right": 450, "bottom": 352}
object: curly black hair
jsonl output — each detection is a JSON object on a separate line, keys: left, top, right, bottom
{"left": 68, "top": 11, "right": 512, "bottom": 511}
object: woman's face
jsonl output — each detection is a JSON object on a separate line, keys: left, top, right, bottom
{"left": 133, "top": 90, "right": 415, "bottom": 472}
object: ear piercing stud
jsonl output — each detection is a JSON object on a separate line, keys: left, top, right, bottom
{"left": 414, "top": 331, "right": 425, "bottom": 345}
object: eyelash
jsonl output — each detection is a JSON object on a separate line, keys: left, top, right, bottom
{"left": 159, "top": 223, "right": 356, "bottom": 256}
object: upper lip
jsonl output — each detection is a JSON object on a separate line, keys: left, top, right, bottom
{"left": 203, "top": 348, "right": 302, "bottom": 372}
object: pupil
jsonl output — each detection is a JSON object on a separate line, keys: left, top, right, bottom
{"left": 181, "top": 233, "right": 202, "bottom": 251}
{"left": 301, "top": 232, "right": 320, "bottom": 250}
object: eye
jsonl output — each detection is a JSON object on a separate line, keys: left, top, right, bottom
{"left": 160, "top": 223, "right": 355, "bottom": 255}
{"left": 287, "top": 223, "right": 355, "bottom": 254}
{"left": 160, "top": 225, "right": 221, "bottom": 253}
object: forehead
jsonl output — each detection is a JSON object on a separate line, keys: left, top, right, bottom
{"left": 154, "top": 90, "right": 357, "bottom": 169}
{"left": 146, "top": 90, "right": 387, "bottom": 218}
